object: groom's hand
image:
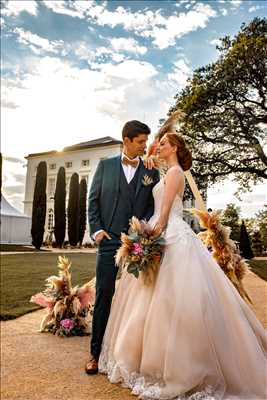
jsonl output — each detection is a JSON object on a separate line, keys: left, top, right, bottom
{"left": 95, "top": 230, "right": 111, "bottom": 244}
{"left": 143, "top": 156, "right": 156, "bottom": 170}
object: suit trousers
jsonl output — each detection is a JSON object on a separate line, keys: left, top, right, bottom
{"left": 90, "top": 234, "right": 120, "bottom": 360}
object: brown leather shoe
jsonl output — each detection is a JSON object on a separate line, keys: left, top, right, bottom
{"left": 85, "top": 357, "right": 98, "bottom": 375}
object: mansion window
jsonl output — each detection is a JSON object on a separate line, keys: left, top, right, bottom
{"left": 48, "top": 178, "right": 56, "bottom": 197}
{"left": 65, "top": 161, "right": 72, "bottom": 168}
{"left": 81, "top": 159, "right": 90, "bottom": 167}
{"left": 48, "top": 208, "right": 54, "bottom": 231}
{"left": 49, "top": 163, "right": 56, "bottom": 170}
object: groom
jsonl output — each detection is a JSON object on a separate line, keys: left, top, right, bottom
{"left": 85, "top": 120, "right": 160, "bottom": 374}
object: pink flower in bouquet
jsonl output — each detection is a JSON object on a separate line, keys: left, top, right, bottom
{"left": 60, "top": 318, "right": 74, "bottom": 330}
{"left": 133, "top": 243, "right": 143, "bottom": 255}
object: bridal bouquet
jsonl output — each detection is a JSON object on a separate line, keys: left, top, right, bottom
{"left": 116, "top": 217, "right": 166, "bottom": 286}
{"left": 30, "top": 256, "right": 95, "bottom": 337}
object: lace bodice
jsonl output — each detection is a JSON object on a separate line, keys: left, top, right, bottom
{"left": 149, "top": 179, "right": 193, "bottom": 246}
{"left": 152, "top": 179, "right": 183, "bottom": 219}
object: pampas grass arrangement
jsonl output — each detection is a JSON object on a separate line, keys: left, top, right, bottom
{"left": 30, "top": 256, "right": 95, "bottom": 336}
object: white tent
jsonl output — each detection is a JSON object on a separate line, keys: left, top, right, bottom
{"left": 0, "top": 195, "right": 31, "bottom": 244}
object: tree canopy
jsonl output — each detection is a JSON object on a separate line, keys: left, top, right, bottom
{"left": 170, "top": 17, "right": 267, "bottom": 194}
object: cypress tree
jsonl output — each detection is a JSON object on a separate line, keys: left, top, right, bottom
{"left": 54, "top": 167, "right": 66, "bottom": 248}
{"left": 78, "top": 178, "right": 87, "bottom": 246}
{"left": 31, "top": 161, "right": 47, "bottom": 249}
{"left": 239, "top": 220, "right": 254, "bottom": 259}
{"left": 67, "top": 173, "right": 79, "bottom": 246}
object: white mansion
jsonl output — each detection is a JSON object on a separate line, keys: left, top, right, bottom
{"left": 24, "top": 136, "right": 201, "bottom": 244}
{"left": 24, "top": 136, "right": 122, "bottom": 243}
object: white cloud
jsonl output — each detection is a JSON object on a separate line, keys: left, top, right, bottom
{"left": 112, "top": 53, "right": 125, "bottom": 62}
{"left": 14, "top": 28, "right": 64, "bottom": 55}
{"left": 0, "top": 17, "right": 6, "bottom": 28}
{"left": 229, "top": 0, "right": 242, "bottom": 8}
{"left": 3, "top": 156, "right": 24, "bottom": 164}
{"left": 207, "top": 181, "right": 267, "bottom": 218}
{"left": 109, "top": 37, "right": 147, "bottom": 55}
{"left": 42, "top": 1, "right": 217, "bottom": 50}
{"left": 220, "top": 8, "right": 228, "bottom": 16}
{"left": 2, "top": 157, "right": 26, "bottom": 212}
{"left": 74, "top": 42, "right": 96, "bottom": 61}
{"left": 248, "top": 5, "right": 261, "bottom": 13}
{"left": 42, "top": 0, "right": 84, "bottom": 19}
{"left": 210, "top": 38, "right": 221, "bottom": 46}
{"left": 74, "top": 42, "right": 126, "bottom": 64}
{"left": 2, "top": 0, "right": 38, "bottom": 16}
{"left": 175, "top": 0, "right": 191, "bottom": 6}
{"left": 139, "top": 3, "right": 217, "bottom": 49}
{"left": 168, "top": 59, "right": 191, "bottom": 87}
{"left": 94, "top": 59, "right": 157, "bottom": 81}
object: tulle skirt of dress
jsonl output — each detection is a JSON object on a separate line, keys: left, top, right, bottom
{"left": 98, "top": 217, "right": 267, "bottom": 400}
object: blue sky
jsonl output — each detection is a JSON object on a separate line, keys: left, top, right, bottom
{"left": 1, "top": 0, "right": 266, "bottom": 216}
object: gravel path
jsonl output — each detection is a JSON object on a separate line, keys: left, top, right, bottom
{"left": 1, "top": 271, "right": 266, "bottom": 400}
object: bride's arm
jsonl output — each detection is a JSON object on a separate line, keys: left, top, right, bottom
{"left": 153, "top": 168, "right": 184, "bottom": 236}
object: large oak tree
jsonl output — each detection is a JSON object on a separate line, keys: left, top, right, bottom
{"left": 170, "top": 18, "right": 267, "bottom": 194}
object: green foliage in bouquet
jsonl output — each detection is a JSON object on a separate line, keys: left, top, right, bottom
{"left": 116, "top": 217, "right": 166, "bottom": 286}
{"left": 30, "top": 256, "right": 95, "bottom": 337}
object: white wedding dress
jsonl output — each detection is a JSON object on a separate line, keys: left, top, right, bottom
{"left": 99, "top": 179, "right": 267, "bottom": 400}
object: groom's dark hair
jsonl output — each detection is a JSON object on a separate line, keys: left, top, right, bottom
{"left": 122, "top": 120, "right": 151, "bottom": 141}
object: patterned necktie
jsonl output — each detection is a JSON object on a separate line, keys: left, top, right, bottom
{"left": 122, "top": 156, "right": 139, "bottom": 168}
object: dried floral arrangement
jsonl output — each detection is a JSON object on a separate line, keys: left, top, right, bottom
{"left": 30, "top": 256, "right": 95, "bottom": 336}
{"left": 191, "top": 208, "right": 252, "bottom": 303}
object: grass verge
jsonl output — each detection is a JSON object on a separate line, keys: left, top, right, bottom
{"left": 248, "top": 259, "right": 267, "bottom": 282}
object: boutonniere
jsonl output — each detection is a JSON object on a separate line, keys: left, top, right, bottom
{"left": 142, "top": 174, "right": 153, "bottom": 186}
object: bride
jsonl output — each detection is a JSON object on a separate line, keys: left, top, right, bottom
{"left": 98, "top": 130, "right": 267, "bottom": 399}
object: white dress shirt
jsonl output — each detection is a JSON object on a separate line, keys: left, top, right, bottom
{"left": 121, "top": 152, "right": 140, "bottom": 183}
{"left": 92, "top": 153, "right": 140, "bottom": 240}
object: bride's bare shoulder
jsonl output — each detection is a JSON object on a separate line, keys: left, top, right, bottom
{"left": 164, "top": 166, "right": 184, "bottom": 187}
{"left": 166, "top": 166, "right": 184, "bottom": 178}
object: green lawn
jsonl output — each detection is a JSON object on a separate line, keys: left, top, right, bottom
{"left": 248, "top": 259, "right": 267, "bottom": 281}
{"left": 0, "top": 253, "right": 97, "bottom": 320}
